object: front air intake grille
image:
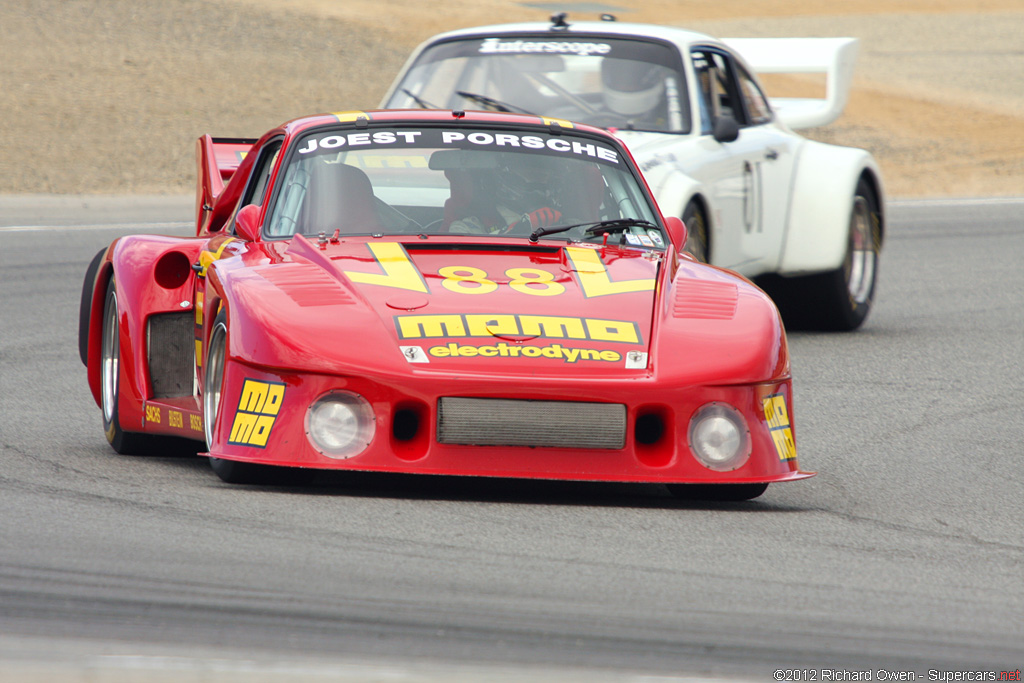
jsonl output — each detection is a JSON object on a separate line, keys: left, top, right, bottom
{"left": 437, "top": 397, "right": 626, "bottom": 449}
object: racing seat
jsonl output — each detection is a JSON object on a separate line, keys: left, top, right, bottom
{"left": 558, "top": 166, "right": 606, "bottom": 223}
{"left": 301, "top": 162, "right": 383, "bottom": 235}
{"left": 441, "top": 168, "right": 476, "bottom": 232}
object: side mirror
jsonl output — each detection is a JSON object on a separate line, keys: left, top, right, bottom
{"left": 712, "top": 116, "right": 740, "bottom": 143}
{"left": 663, "top": 216, "right": 687, "bottom": 253}
{"left": 234, "top": 204, "right": 261, "bottom": 242}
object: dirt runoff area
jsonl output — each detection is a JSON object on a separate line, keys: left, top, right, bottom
{"left": 1, "top": 0, "right": 1021, "bottom": 199}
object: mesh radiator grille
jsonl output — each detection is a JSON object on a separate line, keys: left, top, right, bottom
{"left": 437, "top": 397, "right": 626, "bottom": 449}
{"left": 147, "top": 312, "right": 194, "bottom": 399}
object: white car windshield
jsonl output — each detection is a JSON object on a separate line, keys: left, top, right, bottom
{"left": 385, "top": 37, "right": 690, "bottom": 134}
{"left": 265, "top": 125, "right": 665, "bottom": 247}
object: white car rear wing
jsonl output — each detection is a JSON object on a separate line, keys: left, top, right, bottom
{"left": 722, "top": 37, "right": 859, "bottom": 129}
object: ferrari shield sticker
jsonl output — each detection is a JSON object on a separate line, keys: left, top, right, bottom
{"left": 762, "top": 394, "right": 796, "bottom": 461}
{"left": 228, "top": 379, "right": 285, "bottom": 448}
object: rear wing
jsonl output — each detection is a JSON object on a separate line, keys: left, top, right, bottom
{"left": 195, "top": 135, "right": 257, "bottom": 235}
{"left": 722, "top": 37, "right": 859, "bottom": 129}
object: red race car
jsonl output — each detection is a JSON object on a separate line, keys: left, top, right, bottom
{"left": 79, "top": 109, "right": 812, "bottom": 499}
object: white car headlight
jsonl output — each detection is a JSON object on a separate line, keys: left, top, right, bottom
{"left": 305, "top": 391, "right": 375, "bottom": 458}
{"left": 687, "top": 403, "right": 751, "bottom": 471}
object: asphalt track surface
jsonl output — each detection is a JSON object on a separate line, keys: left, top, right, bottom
{"left": 0, "top": 197, "right": 1022, "bottom": 681}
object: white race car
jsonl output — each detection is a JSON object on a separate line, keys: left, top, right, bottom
{"left": 382, "top": 14, "right": 884, "bottom": 330}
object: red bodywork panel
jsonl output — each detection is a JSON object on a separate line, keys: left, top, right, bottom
{"left": 83, "top": 109, "right": 812, "bottom": 485}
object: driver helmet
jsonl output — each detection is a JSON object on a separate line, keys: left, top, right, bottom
{"left": 601, "top": 58, "right": 665, "bottom": 117}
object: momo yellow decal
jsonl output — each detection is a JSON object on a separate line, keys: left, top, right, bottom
{"left": 429, "top": 342, "right": 620, "bottom": 363}
{"left": 228, "top": 379, "right": 285, "bottom": 448}
{"left": 395, "top": 313, "right": 641, "bottom": 344}
{"left": 763, "top": 394, "right": 797, "bottom": 461}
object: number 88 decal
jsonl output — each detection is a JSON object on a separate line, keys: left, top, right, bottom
{"left": 438, "top": 267, "right": 565, "bottom": 296}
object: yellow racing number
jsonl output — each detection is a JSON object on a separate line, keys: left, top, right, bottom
{"left": 506, "top": 268, "right": 565, "bottom": 297}
{"left": 439, "top": 266, "right": 498, "bottom": 295}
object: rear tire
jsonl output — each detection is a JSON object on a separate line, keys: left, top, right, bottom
{"left": 100, "top": 278, "right": 201, "bottom": 456}
{"left": 682, "top": 201, "right": 709, "bottom": 262}
{"left": 667, "top": 482, "right": 768, "bottom": 501}
{"left": 758, "top": 178, "right": 880, "bottom": 331}
{"left": 100, "top": 278, "right": 154, "bottom": 454}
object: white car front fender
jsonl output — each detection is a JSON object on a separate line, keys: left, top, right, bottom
{"left": 780, "top": 141, "right": 882, "bottom": 275}
{"left": 647, "top": 167, "right": 705, "bottom": 226}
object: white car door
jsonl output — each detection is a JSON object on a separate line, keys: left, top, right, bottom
{"left": 689, "top": 48, "right": 795, "bottom": 276}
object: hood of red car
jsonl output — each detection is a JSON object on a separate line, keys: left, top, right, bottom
{"left": 304, "top": 238, "right": 661, "bottom": 375}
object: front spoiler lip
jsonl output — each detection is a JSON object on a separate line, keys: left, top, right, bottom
{"left": 203, "top": 448, "right": 816, "bottom": 484}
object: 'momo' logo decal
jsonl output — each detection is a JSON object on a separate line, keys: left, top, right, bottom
{"left": 228, "top": 379, "right": 285, "bottom": 448}
{"left": 395, "top": 313, "right": 642, "bottom": 345}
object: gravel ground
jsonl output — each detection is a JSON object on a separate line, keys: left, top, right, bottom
{"left": 1, "top": 0, "right": 1021, "bottom": 198}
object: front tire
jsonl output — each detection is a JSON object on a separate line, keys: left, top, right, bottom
{"left": 758, "top": 178, "right": 880, "bottom": 331}
{"left": 203, "top": 310, "right": 312, "bottom": 486}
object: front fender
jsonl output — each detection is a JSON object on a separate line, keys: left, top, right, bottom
{"left": 210, "top": 261, "right": 397, "bottom": 377}
{"left": 650, "top": 259, "right": 789, "bottom": 386}
{"left": 648, "top": 167, "right": 702, "bottom": 219}
{"left": 780, "top": 141, "right": 883, "bottom": 274}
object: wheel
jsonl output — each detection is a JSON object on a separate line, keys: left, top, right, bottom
{"left": 681, "top": 201, "right": 709, "bottom": 262}
{"left": 203, "top": 310, "right": 313, "bottom": 486}
{"left": 757, "top": 178, "right": 880, "bottom": 331}
{"left": 667, "top": 482, "right": 768, "bottom": 501}
{"left": 100, "top": 278, "right": 201, "bottom": 456}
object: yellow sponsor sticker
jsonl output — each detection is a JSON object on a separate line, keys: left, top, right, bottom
{"left": 228, "top": 379, "right": 285, "bottom": 448}
{"left": 429, "top": 342, "right": 620, "bottom": 363}
{"left": 396, "top": 313, "right": 641, "bottom": 344}
{"left": 145, "top": 405, "right": 161, "bottom": 424}
{"left": 541, "top": 117, "right": 574, "bottom": 128}
{"left": 332, "top": 110, "right": 369, "bottom": 123}
{"left": 762, "top": 394, "right": 796, "bottom": 461}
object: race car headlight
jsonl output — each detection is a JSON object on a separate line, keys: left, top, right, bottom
{"left": 305, "top": 391, "right": 375, "bottom": 459}
{"left": 687, "top": 402, "right": 751, "bottom": 471}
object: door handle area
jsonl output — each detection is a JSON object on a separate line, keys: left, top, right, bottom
{"left": 765, "top": 148, "right": 779, "bottom": 161}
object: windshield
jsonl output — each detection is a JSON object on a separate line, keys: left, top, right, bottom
{"left": 265, "top": 125, "right": 665, "bottom": 248}
{"left": 385, "top": 37, "right": 690, "bottom": 134}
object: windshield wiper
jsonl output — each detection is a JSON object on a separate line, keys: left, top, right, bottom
{"left": 529, "top": 218, "right": 658, "bottom": 243}
{"left": 402, "top": 88, "right": 439, "bottom": 110}
{"left": 456, "top": 91, "right": 536, "bottom": 115}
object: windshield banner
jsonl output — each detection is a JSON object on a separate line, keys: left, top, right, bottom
{"left": 296, "top": 128, "right": 621, "bottom": 165}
